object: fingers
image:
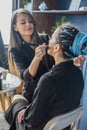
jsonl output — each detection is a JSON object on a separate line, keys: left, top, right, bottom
{"left": 78, "top": 55, "right": 85, "bottom": 61}
{"left": 74, "top": 55, "right": 85, "bottom": 67}
{"left": 17, "top": 109, "right": 25, "bottom": 123}
{"left": 78, "top": 55, "right": 85, "bottom": 66}
{"left": 36, "top": 43, "right": 47, "bottom": 53}
{"left": 35, "top": 43, "right": 47, "bottom": 60}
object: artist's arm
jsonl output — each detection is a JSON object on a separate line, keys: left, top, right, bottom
{"left": 29, "top": 43, "right": 47, "bottom": 77}
{"left": 10, "top": 43, "right": 47, "bottom": 81}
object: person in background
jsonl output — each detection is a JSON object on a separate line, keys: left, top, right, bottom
{"left": 5, "top": 22, "right": 84, "bottom": 130}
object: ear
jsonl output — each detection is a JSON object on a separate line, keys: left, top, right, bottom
{"left": 13, "top": 25, "right": 18, "bottom": 31}
{"left": 54, "top": 44, "right": 60, "bottom": 52}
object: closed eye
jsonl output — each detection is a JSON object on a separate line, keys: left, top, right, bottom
{"left": 21, "top": 22, "right": 26, "bottom": 24}
{"left": 21, "top": 20, "right": 33, "bottom": 25}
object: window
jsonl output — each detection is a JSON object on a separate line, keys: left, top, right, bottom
{"left": 0, "top": 0, "right": 12, "bottom": 44}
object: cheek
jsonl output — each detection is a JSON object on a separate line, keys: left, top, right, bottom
{"left": 15, "top": 24, "right": 24, "bottom": 33}
{"left": 18, "top": 29, "right": 24, "bottom": 36}
{"left": 47, "top": 44, "right": 54, "bottom": 55}
{"left": 32, "top": 24, "right": 34, "bottom": 29}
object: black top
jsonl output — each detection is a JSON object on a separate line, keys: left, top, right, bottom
{"left": 23, "top": 60, "right": 83, "bottom": 130}
{"left": 10, "top": 35, "right": 54, "bottom": 103}
{"left": 5, "top": 60, "right": 84, "bottom": 130}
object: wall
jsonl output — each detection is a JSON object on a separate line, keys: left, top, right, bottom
{"left": 56, "top": 14, "right": 87, "bottom": 33}
{"left": 56, "top": 0, "right": 87, "bottom": 33}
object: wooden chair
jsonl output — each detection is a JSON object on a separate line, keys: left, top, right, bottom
{"left": 43, "top": 106, "right": 83, "bottom": 130}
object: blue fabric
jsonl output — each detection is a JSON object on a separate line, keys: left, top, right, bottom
{"left": 77, "top": 55, "right": 87, "bottom": 130}
{"left": 70, "top": 32, "right": 87, "bottom": 56}
{"left": 63, "top": 29, "right": 72, "bottom": 35}
{"left": 62, "top": 29, "right": 72, "bottom": 45}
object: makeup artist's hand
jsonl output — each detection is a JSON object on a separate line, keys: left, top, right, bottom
{"left": 28, "top": 43, "right": 48, "bottom": 77}
{"left": 35, "top": 43, "right": 47, "bottom": 61}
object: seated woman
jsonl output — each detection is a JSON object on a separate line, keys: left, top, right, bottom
{"left": 5, "top": 22, "right": 84, "bottom": 130}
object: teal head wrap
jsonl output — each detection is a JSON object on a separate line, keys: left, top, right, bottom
{"left": 70, "top": 32, "right": 87, "bottom": 56}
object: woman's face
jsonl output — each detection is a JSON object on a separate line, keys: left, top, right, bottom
{"left": 13, "top": 14, "right": 34, "bottom": 38}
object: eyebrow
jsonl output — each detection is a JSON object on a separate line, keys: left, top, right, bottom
{"left": 20, "top": 18, "right": 31, "bottom": 22}
{"left": 20, "top": 19, "right": 25, "bottom": 21}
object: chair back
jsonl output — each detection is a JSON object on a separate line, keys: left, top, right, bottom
{"left": 43, "top": 106, "right": 83, "bottom": 130}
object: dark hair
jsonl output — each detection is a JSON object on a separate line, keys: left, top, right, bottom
{"left": 53, "top": 22, "right": 79, "bottom": 58}
{"left": 9, "top": 8, "right": 41, "bottom": 48}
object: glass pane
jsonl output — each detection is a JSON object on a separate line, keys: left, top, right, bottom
{"left": 0, "top": 0, "right": 12, "bottom": 45}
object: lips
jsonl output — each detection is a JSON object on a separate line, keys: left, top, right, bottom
{"left": 26, "top": 28, "right": 33, "bottom": 31}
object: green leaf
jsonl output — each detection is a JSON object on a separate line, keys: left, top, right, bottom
{"left": 23, "top": 0, "right": 28, "bottom": 5}
{"left": 51, "top": 16, "right": 69, "bottom": 33}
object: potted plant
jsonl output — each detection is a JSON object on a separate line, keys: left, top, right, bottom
{"left": 23, "top": 0, "right": 32, "bottom": 12}
{"left": 51, "top": 16, "right": 69, "bottom": 33}
{"left": 23, "top": 0, "right": 28, "bottom": 5}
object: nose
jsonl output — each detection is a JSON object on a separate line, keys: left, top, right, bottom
{"left": 26, "top": 21, "right": 31, "bottom": 26}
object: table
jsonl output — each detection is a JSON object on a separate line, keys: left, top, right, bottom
{"left": 0, "top": 72, "right": 21, "bottom": 112}
{"left": 0, "top": 73, "right": 21, "bottom": 93}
